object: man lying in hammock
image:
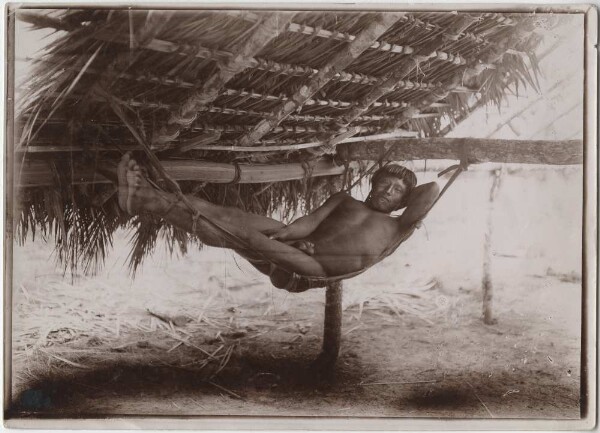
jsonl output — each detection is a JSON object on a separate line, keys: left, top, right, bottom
{"left": 118, "top": 154, "right": 440, "bottom": 292}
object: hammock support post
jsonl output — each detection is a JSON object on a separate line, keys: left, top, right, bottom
{"left": 482, "top": 168, "right": 502, "bottom": 325}
{"left": 314, "top": 281, "right": 343, "bottom": 371}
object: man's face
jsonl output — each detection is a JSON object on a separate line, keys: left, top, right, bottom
{"left": 369, "top": 175, "right": 409, "bottom": 213}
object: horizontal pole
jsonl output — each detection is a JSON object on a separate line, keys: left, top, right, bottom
{"left": 339, "top": 138, "right": 584, "bottom": 165}
{"left": 16, "top": 159, "right": 357, "bottom": 187}
{"left": 17, "top": 130, "right": 418, "bottom": 154}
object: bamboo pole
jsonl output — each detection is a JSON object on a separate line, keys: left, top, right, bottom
{"left": 16, "top": 159, "right": 359, "bottom": 187}
{"left": 339, "top": 137, "right": 584, "bottom": 165}
{"left": 235, "top": 13, "right": 405, "bottom": 146}
{"left": 152, "top": 12, "right": 291, "bottom": 149}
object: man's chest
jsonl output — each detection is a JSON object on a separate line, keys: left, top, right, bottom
{"left": 314, "top": 200, "right": 399, "bottom": 241}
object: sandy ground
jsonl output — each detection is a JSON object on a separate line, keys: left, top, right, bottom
{"left": 7, "top": 167, "right": 583, "bottom": 419}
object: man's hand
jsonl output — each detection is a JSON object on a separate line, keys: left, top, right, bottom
{"left": 268, "top": 225, "right": 296, "bottom": 241}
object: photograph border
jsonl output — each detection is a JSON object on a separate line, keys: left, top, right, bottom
{"left": 2, "top": 2, "right": 597, "bottom": 430}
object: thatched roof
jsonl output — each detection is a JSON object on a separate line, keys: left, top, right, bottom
{"left": 12, "top": 8, "right": 550, "bottom": 273}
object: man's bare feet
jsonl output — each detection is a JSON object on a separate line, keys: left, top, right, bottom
{"left": 117, "top": 154, "right": 165, "bottom": 215}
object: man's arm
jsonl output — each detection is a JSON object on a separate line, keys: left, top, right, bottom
{"left": 266, "top": 192, "right": 348, "bottom": 241}
{"left": 396, "top": 182, "right": 440, "bottom": 228}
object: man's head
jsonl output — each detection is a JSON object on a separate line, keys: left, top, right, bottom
{"left": 367, "top": 164, "right": 417, "bottom": 213}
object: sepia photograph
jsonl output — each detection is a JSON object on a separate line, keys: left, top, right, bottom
{"left": 3, "top": 4, "right": 597, "bottom": 429}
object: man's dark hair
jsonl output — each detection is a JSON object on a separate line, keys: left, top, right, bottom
{"left": 370, "top": 164, "right": 417, "bottom": 210}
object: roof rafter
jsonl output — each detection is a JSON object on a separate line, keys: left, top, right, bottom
{"left": 223, "top": 11, "right": 512, "bottom": 57}
{"left": 18, "top": 13, "right": 483, "bottom": 96}
{"left": 336, "top": 13, "right": 480, "bottom": 127}
{"left": 387, "top": 21, "right": 538, "bottom": 132}
{"left": 307, "top": 13, "right": 481, "bottom": 155}
{"left": 21, "top": 56, "right": 477, "bottom": 98}
{"left": 151, "top": 12, "right": 292, "bottom": 148}
{"left": 234, "top": 13, "right": 406, "bottom": 146}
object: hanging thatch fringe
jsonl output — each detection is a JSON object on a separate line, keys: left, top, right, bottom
{"left": 235, "top": 13, "right": 405, "bottom": 146}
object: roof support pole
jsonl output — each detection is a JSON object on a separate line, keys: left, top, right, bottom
{"left": 311, "top": 281, "right": 344, "bottom": 376}
{"left": 152, "top": 13, "right": 292, "bottom": 149}
{"left": 482, "top": 168, "right": 503, "bottom": 325}
{"left": 235, "top": 13, "right": 405, "bottom": 146}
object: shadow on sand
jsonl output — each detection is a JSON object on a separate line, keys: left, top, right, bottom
{"left": 8, "top": 350, "right": 372, "bottom": 417}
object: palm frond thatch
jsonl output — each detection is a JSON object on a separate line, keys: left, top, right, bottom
{"left": 13, "top": 9, "right": 555, "bottom": 274}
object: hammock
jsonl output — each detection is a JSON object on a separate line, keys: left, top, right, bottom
{"left": 171, "top": 158, "right": 467, "bottom": 292}
{"left": 106, "top": 93, "right": 468, "bottom": 291}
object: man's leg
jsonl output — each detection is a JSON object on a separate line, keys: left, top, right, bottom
{"left": 118, "top": 155, "right": 327, "bottom": 278}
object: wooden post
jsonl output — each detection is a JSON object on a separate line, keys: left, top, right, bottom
{"left": 312, "top": 281, "right": 343, "bottom": 374}
{"left": 482, "top": 168, "right": 502, "bottom": 325}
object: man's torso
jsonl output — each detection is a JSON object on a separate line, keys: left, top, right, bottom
{"left": 303, "top": 195, "right": 406, "bottom": 275}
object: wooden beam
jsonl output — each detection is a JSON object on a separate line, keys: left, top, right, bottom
{"left": 235, "top": 13, "right": 405, "bottom": 146}
{"left": 338, "top": 138, "right": 584, "bottom": 165}
{"left": 152, "top": 12, "right": 291, "bottom": 148}
{"left": 16, "top": 159, "right": 357, "bottom": 187}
